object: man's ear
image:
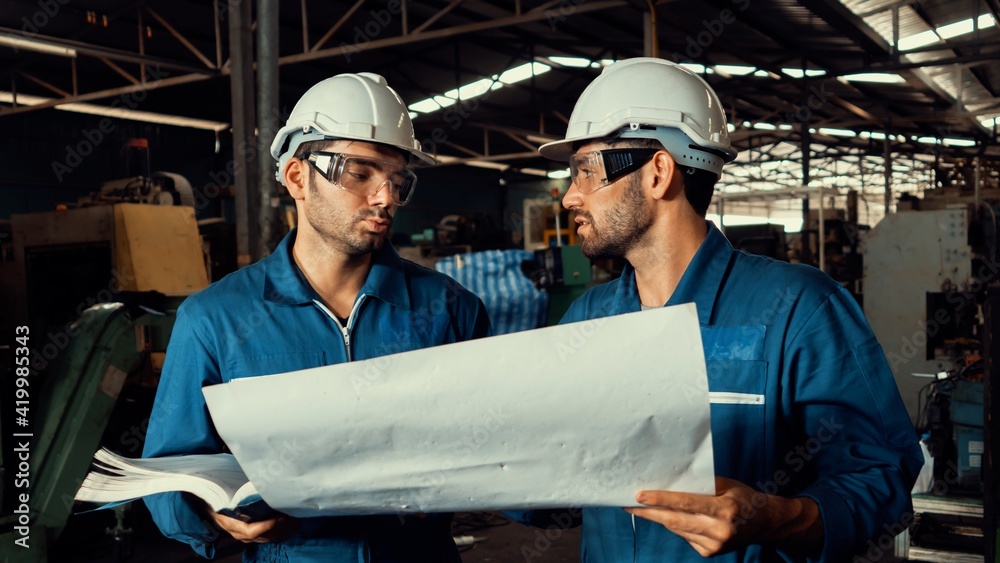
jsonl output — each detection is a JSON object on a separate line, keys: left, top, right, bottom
{"left": 649, "top": 150, "right": 678, "bottom": 200}
{"left": 284, "top": 157, "right": 308, "bottom": 201}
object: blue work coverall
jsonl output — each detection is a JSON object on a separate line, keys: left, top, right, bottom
{"left": 143, "top": 228, "right": 491, "bottom": 562}
{"left": 555, "top": 223, "right": 922, "bottom": 562}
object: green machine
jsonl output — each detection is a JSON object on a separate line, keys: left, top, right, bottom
{"left": 534, "top": 245, "right": 592, "bottom": 325}
{"left": 0, "top": 295, "right": 182, "bottom": 562}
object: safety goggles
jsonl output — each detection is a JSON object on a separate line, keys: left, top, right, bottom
{"left": 568, "top": 148, "right": 659, "bottom": 194}
{"left": 302, "top": 151, "right": 418, "bottom": 206}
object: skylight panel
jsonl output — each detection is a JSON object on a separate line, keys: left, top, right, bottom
{"left": 498, "top": 62, "right": 551, "bottom": 84}
{"left": 842, "top": 73, "right": 906, "bottom": 84}
{"left": 548, "top": 56, "right": 592, "bottom": 68}
{"left": 898, "top": 29, "right": 940, "bottom": 51}
{"left": 715, "top": 65, "right": 756, "bottom": 76}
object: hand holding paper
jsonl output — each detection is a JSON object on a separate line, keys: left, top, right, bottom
{"left": 625, "top": 477, "right": 823, "bottom": 557}
{"left": 206, "top": 510, "right": 300, "bottom": 544}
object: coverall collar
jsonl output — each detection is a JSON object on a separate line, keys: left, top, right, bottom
{"left": 263, "top": 228, "right": 412, "bottom": 310}
{"left": 613, "top": 221, "right": 733, "bottom": 324}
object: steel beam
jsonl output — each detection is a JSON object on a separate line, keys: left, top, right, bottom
{"left": 413, "top": 0, "right": 467, "bottom": 34}
{"left": 0, "top": 72, "right": 214, "bottom": 116}
{"left": 311, "top": 0, "right": 367, "bottom": 52}
{"left": 280, "top": 1, "right": 626, "bottom": 66}
{"left": 99, "top": 57, "right": 140, "bottom": 85}
{"left": 0, "top": 26, "right": 214, "bottom": 76}
{"left": 146, "top": 6, "right": 216, "bottom": 69}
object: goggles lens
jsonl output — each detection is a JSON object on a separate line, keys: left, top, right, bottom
{"left": 303, "top": 152, "right": 417, "bottom": 206}
{"left": 568, "top": 148, "right": 659, "bottom": 193}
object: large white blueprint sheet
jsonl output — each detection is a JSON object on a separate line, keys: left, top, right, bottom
{"left": 203, "top": 303, "right": 714, "bottom": 517}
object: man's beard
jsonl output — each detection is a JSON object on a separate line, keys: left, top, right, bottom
{"left": 306, "top": 180, "right": 393, "bottom": 256}
{"left": 578, "top": 174, "right": 651, "bottom": 260}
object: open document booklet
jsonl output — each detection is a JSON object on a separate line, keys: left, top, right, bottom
{"left": 75, "top": 448, "right": 274, "bottom": 522}
{"left": 77, "top": 303, "right": 715, "bottom": 518}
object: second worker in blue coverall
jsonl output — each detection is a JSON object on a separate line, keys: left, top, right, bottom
{"left": 523, "top": 58, "right": 923, "bottom": 562}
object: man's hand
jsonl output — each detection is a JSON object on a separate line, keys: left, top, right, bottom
{"left": 623, "top": 476, "right": 823, "bottom": 557}
{"left": 207, "top": 512, "right": 300, "bottom": 544}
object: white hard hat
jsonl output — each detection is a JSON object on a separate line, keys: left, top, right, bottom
{"left": 539, "top": 58, "right": 737, "bottom": 177}
{"left": 270, "top": 72, "right": 434, "bottom": 185}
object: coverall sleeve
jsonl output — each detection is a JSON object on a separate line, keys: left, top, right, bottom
{"left": 782, "top": 286, "right": 923, "bottom": 562}
{"left": 463, "top": 296, "right": 493, "bottom": 339}
{"left": 142, "top": 302, "right": 225, "bottom": 558}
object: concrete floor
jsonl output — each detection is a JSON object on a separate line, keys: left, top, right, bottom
{"left": 52, "top": 508, "right": 580, "bottom": 562}
{"left": 51, "top": 502, "right": 983, "bottom": 563}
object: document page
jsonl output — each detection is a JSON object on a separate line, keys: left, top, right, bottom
{"left": 203, "top": 303, "right": 714, "bottom": 517}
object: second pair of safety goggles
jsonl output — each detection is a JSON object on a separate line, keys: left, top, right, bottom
{"left": 302, "top": 151, "right": 418, "bottom": 206}
{"left": 568, "top": 148, "right": 660, "bottom": 194}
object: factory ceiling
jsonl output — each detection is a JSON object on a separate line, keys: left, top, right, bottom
{"left": 1, "top": 0, "right": 999, "bottom": 217}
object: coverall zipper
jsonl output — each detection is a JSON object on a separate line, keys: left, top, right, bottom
{"left": 313, "top": 295, "right": 366, "bottom": 362}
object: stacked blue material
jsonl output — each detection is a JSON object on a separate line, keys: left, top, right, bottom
{"left": 435, "top": 250, "right": 549, "bottom": 335}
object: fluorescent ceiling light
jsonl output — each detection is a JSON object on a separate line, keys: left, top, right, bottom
{"left": 600, "top": 59, "right": 617, "bottom": 67}
{"left": 465, "top": 160, "right": 509, "bottom": 171}
{"left": 898, "top": 29, "right": 940, "bottom": 51}
{"left": 680, "top": 63, "right": 707, "bottom": 74}
{"left": 782, "top": 68, "right": 827, "bottom": 78}
{"left": 548, "top": 56, "right": 591, "bottom": 68}
{"left": 726, "top": 123, "right": 736, "bottom": 132}
{"left": 778, "top": 123, "right": 794, "bottom": 130}
{"left": 547, "top": 169, "right": 571, "bottom": 179}
{"left": 818, "top": 127, "right": 856, "bottom": 137}
{"left": 408, "top": 111, "right": 418, "bottom": 120}
{"left": 753, "top": 69, "right": 771, "bottom": 78}
{"left": 0, "top": 34, "right": 77, "bottom": 57}
{"left": 519, "top": 168, "right": 548, "bottom": 177}
{"left": 715, "top": 65, "right": 756, "bottom": 76}
{"left": 0, "top": 90, "right": 228, "bottom": 131}
{"left": 842, "top": 72, "right": 906, "bottom": 84}
{"left": 943, "top": 137, "right": 976, "bottom": 147}
{"left": 981, "top": 116, "right": 998, "bottom": 128}
{"left": 752, "top": 122, "right": 776, "bottom": 130}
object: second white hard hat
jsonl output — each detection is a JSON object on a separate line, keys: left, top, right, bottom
{"left": 539, "top": 58, "right": 737, "bottom": 177}
{"left": 270, "top": 72, "right": 434, "bottom": 185}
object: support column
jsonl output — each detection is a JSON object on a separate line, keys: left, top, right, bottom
{"left": 256, "top": 0, "right": 280, "bottom": 259}
{"left": 983, "top": 287, "right": 999, "bottom": 563}
{"left": 883, "top": 135, "right": 892, "bottom": 214}
{"left": 229, "top": 0, "right": 256, "bottom": 268}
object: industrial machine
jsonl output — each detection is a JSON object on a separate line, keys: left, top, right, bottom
{"left": 527, "top": 245, "right": 592, "bottom": 326}
{"left": 862, "top": 181, "right": 997, "bottom": 554}
{"left": 0, "top": 189, "right": 209, "bottom": 561}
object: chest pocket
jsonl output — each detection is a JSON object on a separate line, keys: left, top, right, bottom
{"left": 376, "top": 312, "right": 452, "bottom": 355}
{"left": 223, "top": 352, "right": 326, "bottom": 382}
{"left": 702, "top": 326, "right": 767, "bottom": 481}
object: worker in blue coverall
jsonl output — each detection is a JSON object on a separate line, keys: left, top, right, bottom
{"left": 142, "top": 73, "right": 491, "bottom": 562}
{"left": 524, "top": 58, "right": 923, "bottom": 562}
